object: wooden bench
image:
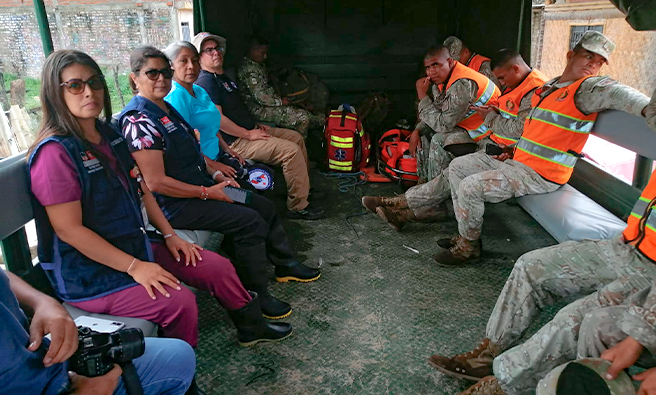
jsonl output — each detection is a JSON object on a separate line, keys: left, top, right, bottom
{"left": 517, "top": 110, "right": 654, "bottom": 243}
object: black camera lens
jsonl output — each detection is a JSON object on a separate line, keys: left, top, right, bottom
{"left": 109, "top": 328, "right": 145, "bottom": 362}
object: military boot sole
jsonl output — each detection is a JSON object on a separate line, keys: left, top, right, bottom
{"left": 262, "top": 309, "right": 293, "bottom": 320}
{"left": 276, "top": 273, "right": 321, "bottom": 283}
{"left": 239, "top": 329, "right": 294, "bottom": 347}
{"left": 427, "top": 358, "right": 487, "bottom": 382}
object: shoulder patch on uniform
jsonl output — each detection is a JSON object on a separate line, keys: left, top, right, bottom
{"left": 596, "top": 77, "right": 617, "bottom": 88}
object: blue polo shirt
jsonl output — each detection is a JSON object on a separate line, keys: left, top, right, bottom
{"left": 165, "top": 81, "right": 223, "bottom": 160}
{"left": 0, "top": 270, "right": 69, "bottom": 395}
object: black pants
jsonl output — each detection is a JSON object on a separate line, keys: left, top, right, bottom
{"left": 168, "top": 194, "right": 296, "bottom": 296}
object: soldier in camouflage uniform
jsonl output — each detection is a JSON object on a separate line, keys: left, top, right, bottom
{"left": 444, "top": 36, "right": 498, "bottom": 87}
{"left": 237, "top": 35, "right": 324, "bottom": 138}
{"left": 424, "top": 33, "right": 656, "bottom": 395}
{"left": 362, "top": 50, "right": 543, "bottom": 226}
{"left": 361, "top": 45, "right": 499, "bottom": 229}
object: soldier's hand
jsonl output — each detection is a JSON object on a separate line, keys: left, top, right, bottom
{"left": 492, "top": 144, "right": 513, "bottom": 162}
{"left": 602, "top": 336, "right": 644, "bottom": 380}
{"left": 416, "top": 77, "right": 431, "bottom": 99}
{"left": 409, "top": 129, "right": 421, "bottom": 157}
{"left": 634, "top": 367, "right": 656, "bottom": 395}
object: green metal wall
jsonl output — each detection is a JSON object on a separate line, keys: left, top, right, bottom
{"left": 196, "top": 0, "right": 531, "bottom": 123}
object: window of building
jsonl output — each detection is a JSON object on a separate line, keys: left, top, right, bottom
{"left": 569, "top": 25, "right": 604, "bottom": 49}
{"left": 181, "top": 22, "right": 191, "bottom": 42}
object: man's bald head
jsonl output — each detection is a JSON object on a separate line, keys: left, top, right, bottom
{"left": 423, "top": 45, "right": 456, "bottom": 85}
{"left": 490, "top": 49, "right": 531, "bottom": 90}
{"left": 425, "top": 45, "right": 452, "bottom": 61}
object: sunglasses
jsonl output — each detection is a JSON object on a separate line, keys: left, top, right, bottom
{"left": 140, "top": 68, "right": 174, "bottom": 81}
{"left": 60, "top": 76, "right": 105, "bottom": 95}
{"left": 201, "top": 46, "right": 225, "bottom": 55}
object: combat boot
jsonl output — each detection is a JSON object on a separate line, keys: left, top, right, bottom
{"left": 432, "top": 235, "right": 482, "bottom": 267}
{"left": 457, "top": 376, "right": 506, "bottom": 395}
{"left": 428, "top": 338, "right": 501, "bottom": 381}
{"left": 361, "top": 195, "right": 408, "bottom": 213}
{"left": 375, "top": 206, "right": 416, "bottom": 232}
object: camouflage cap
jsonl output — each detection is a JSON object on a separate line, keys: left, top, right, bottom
{"left": 577, "top": 31, "right": 615, "bottom": 63}
{"left": 443, "top": 36, "right": 463, "bottom": 60}
{"left": 536, "top": 358, "right": 635, "bottom": 395}
{"left": 192, "top": 32, "right": 227, "bottom": 54}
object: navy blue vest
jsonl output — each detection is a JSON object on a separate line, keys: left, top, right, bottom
{"left": 118, "top": 95, "right": 214, "bottom": 219}
{"left": 28, "top": 123, "right": 152, "bottom": 301}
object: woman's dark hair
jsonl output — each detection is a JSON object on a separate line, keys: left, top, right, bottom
{"left": 129, "top": 45, "right": 170, "bottom": 94}
{"left": 29, "top": 50, "right": 112, "bottom": 159}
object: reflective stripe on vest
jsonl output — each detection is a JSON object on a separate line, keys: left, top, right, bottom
{"left": 444, "top": 62, "right": 500, "bottom": 142}
{"left": 512, "top": 76, "right": 597, "bottom": 185}
{"left": 624, "top": 171, "right": 656, "bottom": 261}
{"left": 527, "top": 108, "right": 594, "bottom": 134}
{"left": 515, "top": 137, "right": 578, "bottom": 168}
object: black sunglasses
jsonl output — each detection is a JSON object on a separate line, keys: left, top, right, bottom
{"left": 60, "top": 76, "right": 105, "bottom": 95}
{"left": 140, "top": 68, "right": 174, "bottom": 81}
{"left": 201, "top": 46, "right": 225, "bottom": 55}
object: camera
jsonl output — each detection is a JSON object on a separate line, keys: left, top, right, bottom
{"left": 69, "top": 326, "right": 145, "bottom": 377}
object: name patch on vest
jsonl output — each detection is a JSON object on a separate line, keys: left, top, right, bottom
{"left": 110, "top": 137, "right": 124, "bottom": 147}
{"left": 81, "top": 151, "right": 102, "bottom": 173}
{"left": 160, "top": 116, "right": 178, "bottom": 134}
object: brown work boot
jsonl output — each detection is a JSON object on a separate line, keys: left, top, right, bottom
{"left": 457, "top": 376, "right": 506, "bottom": 395}
{"left": 428, "top": 338, "right": 501, "bottom": 382}
{"left": 361, "top": 195, "right": 408, "bottom": 213}
{"left": 432, "top": 235, "right": 482, "bottom": 267}
{"left": 375, "top": 206, "right": 416, "bottom": 232}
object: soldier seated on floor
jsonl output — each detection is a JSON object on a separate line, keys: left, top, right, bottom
{"left": 237, "top": 34, "right": 325, "bottom": 139}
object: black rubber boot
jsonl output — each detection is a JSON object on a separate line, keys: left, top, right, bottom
{"left": 275, "top": 261, "right": 321, "bottom": 283}
{"left": 228, "top": 292, "right": 293, "bottom": 347}
{"left": 259, "top": 293, "right": 292, "bottom": 319}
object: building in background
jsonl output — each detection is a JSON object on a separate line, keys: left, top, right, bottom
{"left": 0, "top": 0, "right": 194, "bottom": 77}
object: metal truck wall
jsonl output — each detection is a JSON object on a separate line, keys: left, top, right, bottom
{"left": 197, "top": 0, "right": 530, "bottom": 123}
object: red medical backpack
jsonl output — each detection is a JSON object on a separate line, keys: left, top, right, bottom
{"left": 324, "top": 104, "right": 371, "bottom": 172}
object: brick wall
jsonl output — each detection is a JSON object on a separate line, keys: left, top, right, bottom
{"left": 538, "top": 3, "right": 656, "bottom": 96}
{"left": 0, "top": 2, "right": 174, "bottom": 78}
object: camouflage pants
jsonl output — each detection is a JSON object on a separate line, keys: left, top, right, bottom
{"left": 449, "top": 150, "right": 560, "bottom": 240}
{"left": 488, "top": 237, "right": 656, "bottom": 395}
{"left": 407, "top": 139, "right": 496, "bottom": 220}
{"left": 416, "top": 133, "right": 454, "bottom": 182}
{"left": 252, "top": 105, "right": 325, "bottom": 138}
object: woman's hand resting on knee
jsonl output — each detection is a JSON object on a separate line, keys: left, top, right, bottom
{"left": 165, "top": 234, "right": 203, "bottom": 267}
{"left": 127, "top": 260, "right": 182, "bottom": 300}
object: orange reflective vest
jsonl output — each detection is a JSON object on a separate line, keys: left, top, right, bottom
{"left": 466, "top": 54, "right": 490, "bottom": 74}
{"left": 514, "top": 76, "right": 597, "bottom": 185}
{"left": 444, "top": 61, "right": 500, "bottom": 141}
{"left": 490, "top": 69, "right": 548, "bottom": 146}
{"left": 624, "top": 171, "right": 656, "bottom": 261}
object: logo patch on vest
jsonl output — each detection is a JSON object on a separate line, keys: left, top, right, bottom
{"left": 81, "top": 151, "right": 102, "bottom": 173}
{"left": 556, "top": 90, "right": 569, "bottom": 102}
{"left": 223, "top": 82, "right": 233, "bottom": 92}
{"left": 505, "top": 100, "right": 516, "bottom": 112}
{"left": 160, "top": 116, "right": 177, "bottom": 133}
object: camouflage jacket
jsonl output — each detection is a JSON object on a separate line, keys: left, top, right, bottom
{"left": 415, "top": 78, "right": 478, "bottom": 136}
{"left": 237, "top": 57, "right": 283, "bottom": 111}
{"left": 538, "top": 76, "right": 650, "bottom": 116}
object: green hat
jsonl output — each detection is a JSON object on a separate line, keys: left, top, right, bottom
{"left": 577, "top": 31, "right": 615, "bottom": 63}
{"left": 443, "top": 36, "right": 463, "bottom": 60}
{"left": 536, "top": 358, "right": 635, "bottom": 395}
